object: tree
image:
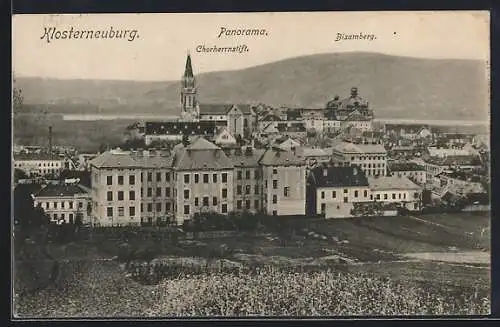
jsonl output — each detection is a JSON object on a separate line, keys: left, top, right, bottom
{"left": 14, "top": 168, "right": 28, "bottom": 183}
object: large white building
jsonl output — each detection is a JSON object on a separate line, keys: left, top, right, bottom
{"left": 89, "top": 137, "right": 307, "bottom": 226}
{"left": 33, "top": 183, "right": 92, "bottom": 224}
{"left": 13, "top": 153, "right": 65, "bottom": 177}
{"left": 331, "top": 142, "right": 387, "bottom": 177}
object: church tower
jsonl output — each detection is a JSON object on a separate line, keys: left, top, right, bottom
{"left": 180, "top": 52, "right": 199, "bottom": 121}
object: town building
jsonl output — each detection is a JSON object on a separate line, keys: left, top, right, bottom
{"left": 13, "top": 153, "right": 65, "bottom": 177}
{"left": 307, "top": 165, "right": 371, "bottom": 218}
{"left": 387, "top": 161, "right": 427, "bottom": 185}
{"left": 229, "top": 147, "right": 266, "bottom": 214}
{"left": 331, "top": 141, "right": 387, "bottom": 177}
{"left": 89, "top": 137, "right": 307, "bottom": 225}
{"left": 33, "top": 183, "right": 92, "bottom": 224}
{"left": 367, "top": 175, "right": 423, "bottom": 211}
{"left": 423, "top": 155, "right": 482, "bottom": 181}
{"left": 259, "top": 149, "right": 307, "bottom": 216}
{"left": 144, "top": 121, "right": 218, "bottom": 145}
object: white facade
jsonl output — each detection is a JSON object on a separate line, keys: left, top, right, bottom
{"left": 262, "top": 165, "right": 306, "bottom": 216}
{"left": 13, "top": 158, "right": 65, "bottom": 177}
{"left": 315, "top": 185, "right": 371, "bottom": 218}
{"left": 91, "top": 167, "right": 143, "bottom": 226}
{"left": 33, "top": 188, "right": 92, "bottom": 224}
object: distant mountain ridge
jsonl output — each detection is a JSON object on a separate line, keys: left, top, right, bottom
{"left": 15, "top": 52, "right": 489, "bottom": 121}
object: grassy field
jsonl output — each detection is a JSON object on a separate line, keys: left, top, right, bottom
{"left": 14, "top": 212, "right": 491, "bottom": 317}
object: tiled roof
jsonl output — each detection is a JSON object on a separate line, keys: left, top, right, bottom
{"left": 35, "top": 184, "right": 89, "bottom": 197}
{"left": 187, "top": 137, "right": 221, "bottom": 150}
{"left": 388, "top": 161, "right": 425, "bottom": 172}
{"left": 172, "top": 148, "right": 234, "bottom": 171}
{"left": 199, "top": 104, "right": 232, "bottom": 115}
{"left": 368, "top": 176, "right": 422, "bottom": 191}
{"left": 90, "top": 150, "right": 173, "bottom": 169}
{"left": 233, "top": 104, "right": 254, "bottom": 115}
{"left": 296, "top": 147, "right": 331, "bottom": 158}
{"left": 258, "top": 149, "right": 306, "bottom": 166}
{"left": 14, "top": 153, "right": 64, "bottom": 161}
{"left": 228, "top": 149, "right": 266, "bottom": 167}
{"left": 425, "top": 155, "right": 482, "bottom": 166}
{"left": 309, "top": 165, "right": 369, "bottom": 188}
{"left": 331, "top": 142, "right": 386, "bottom": 154}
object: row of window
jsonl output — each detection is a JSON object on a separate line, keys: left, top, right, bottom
{"left": 319, "top": 190, "right": 419, "bottom": 201}
{"left": 51, "top": 213, "right": 76, "bottom": 221}
{"left": 236, "top": 185, "right": 260, "bottom": 195}
{"left": 236, "top": 169, "right": 260, "bottom": 180}
{"left": 141, "top": 202, "right": 172, "bottom": 213}
{"left": 107, "top": 190, "right": 139, "bottom": 201}
{"left": 142, "top": 172, "right": 171, "bottom": 183}
{"left": 106, "top": 175, "right": 136, "bottom": 186}
{"left": 14, "top": 162, "right": 61, "bottom": 168}
{"left": 42, "top": 201, "right": 85, "bottom": 210}
{"left": 236, "top": 200, "right": 259, "bottom": 210}
{"left": 360, "top": 163, "right": 385, "bottom": 169}
{"left": 320, "top": 189, "right": 369, "bottom": 199}
{"left": 184, "top": 173, "right": 228, "bottom": 184}
{"left": 107, "top": 206, "right": 136, "bottom": 217}
{"left": 364, "top": 169, "right": 385, "bottom": 176}
{"left": 351, "top": 156, "right": 385, "bottom": 161}
{"left": 183, "top": 189, "right": 228, "bottom": 203}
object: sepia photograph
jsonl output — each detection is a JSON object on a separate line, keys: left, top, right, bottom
{"left": 12, "top": 11, "right": 491, "bottom": 318}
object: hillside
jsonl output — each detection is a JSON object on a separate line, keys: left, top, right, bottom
{"left": 15, "top": 52, "right": 489, "bottom": 121}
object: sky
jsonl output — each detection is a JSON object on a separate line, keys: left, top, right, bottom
{"left": 12, "top": 11, "right": 490, "bottom": 81}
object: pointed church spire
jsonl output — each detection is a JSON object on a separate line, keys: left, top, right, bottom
{"left": 184, "top": 52, "right": 194, "bottom": 78}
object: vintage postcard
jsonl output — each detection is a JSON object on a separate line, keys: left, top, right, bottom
{"left": 12, "top": 11, "right": 491, "bottom": 318}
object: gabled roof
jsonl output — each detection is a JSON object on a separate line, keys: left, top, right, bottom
{"left": 199, "top": 104, "right": 232, "bottom": 115}
{"left": 309, "top": 165, "right": 369, "bottom": 188}
{"left": 228, "top": 148, "right": 266, "bottom": 167}
{"left": 90, "top": 151, "right": 143, "bottom": 168}
{"left": 14, "top": 153, "right": 64, "bottom": 161}
{"left": 187, "top": 137, "right": 221, "bottom": 150}
{"left": 233, "top": 104, "right": 255, "bottom": 115}
{"left": 388, "top": 161, "right": 425, "bottom": 172}
{"left": 35, "top": 184, "right": 89, "bottom": 198}
{"left": 172, "top": 148, "right": 234, "bottom": 171}
{"left": 331, "top": 142, "right": 386, "bottom": 154}
{"left": 258, "top": 149, "right": 306, "bottom": 166}
{"left": 90, "top": 150, "right": 174, "bottom": 169}
{"left": 368, "top": 176, "right": 421, "bottom": 191}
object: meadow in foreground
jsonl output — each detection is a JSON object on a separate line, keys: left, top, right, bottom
{"left": 15, "top": 262, "right": 490, "bottom": 317}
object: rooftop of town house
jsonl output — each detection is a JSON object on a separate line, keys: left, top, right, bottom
{"left": 331, "top": 141, "right": 387, "bottom": 154}
{"left": 144, "top": 120, "right": 217, "bottom": 135}
{"left": 368, "top": 175, "right": 422, "bottom": 191}
{"left": 199, "top": 103, "right": 233, "bottom": 115}
{"left": 424, "top": 155, "right": 482, "bottom": 167}
{"left": 295, "top": 147, "right": 332, "bottom": 158}
{"left": 309, "top": 165, "right": 369, "bottom": 188}
{"left": 388, "top": 161, "right": 425, "bottom": 172}
{"left": 258, "top": 148, "right": 306, "bottom": 167}
{"left": 34, "top": 183, "right": 89, "bottom": 198}
{"left": 228, "top": 148, "right": 266, "bottom": 167}
{"left": 90, "top": 149, "right": 174, "bottom": 169}
{"left": 436, "top": 170, "right": 482, "bottom": 182}
{"left": 13, "top": 153, "right": 65, "bottom": 161}
{"left": 171, "top": 138, "right": 234, "bottom": 171}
